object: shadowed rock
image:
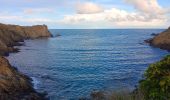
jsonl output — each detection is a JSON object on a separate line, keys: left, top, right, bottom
{"left": 0, "top": 56, "right": 46, "bottom": 100}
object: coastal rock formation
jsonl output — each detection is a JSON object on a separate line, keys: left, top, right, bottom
{"left": 146, "top": 27, "right": 170, "bottom": 51}
{"left": 0, "top": 23, "right": 51, "bottom": 99}
{"left": 0, "top": 23, "right": 52, "bottom": 56}
{"left": 0, "top": 56, "right": 45, "bottom": 100}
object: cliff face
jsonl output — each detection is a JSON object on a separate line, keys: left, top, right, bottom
{"left": 0, "top": 23, "right": 51, "bottom": 99}
{"left": 0, "top": 23, "right": 52, "bottom": 56}
{"left": 0, "top": 56, "right": 45, "bottom": 100}
{"left": 147, "top": 27, "right": 170, "bottom": 51}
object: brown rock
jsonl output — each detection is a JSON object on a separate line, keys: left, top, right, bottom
{"left": 146, "top": 27, "right": 170, "bottom": 51}
{"left": 0, "top": 23, "right": 50, "bottom": 99}
{"left": 0, "top": 56, "right": 46, "bottom": 100}
{"left": 0, "top": 23, "right": 52, "bottom": 56}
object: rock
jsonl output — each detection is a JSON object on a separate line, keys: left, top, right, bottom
{"left": 41, "top": 74, "right": 51, "bottom": 79}
{"left": 90, "top": 91, "right": 106, "bottom": 100}
{"left": 146, "top": 27, "right": 170, "bottom": 51}
{"left": 0, "top": 56, "right": 46, "bottom": 100}
{"left": 144, "top": 38, "right": 152, "bottom": 43}
{"left": 0, "top": 23, "right": 52, "bottom": 56}
{"left": 55, "top": 33, "right": 61, "bottom": 37}
{"left": 151, "top": 33, "right": 158, "bottom": 36}
{"left": 0, "top": 23, "right": 51, "bottom": 99}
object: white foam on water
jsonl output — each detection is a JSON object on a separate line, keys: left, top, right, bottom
{"left": 31, "top": 77, "right": 39, "bottom": 89}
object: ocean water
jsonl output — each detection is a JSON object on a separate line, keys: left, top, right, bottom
{"left": 7, "top": 29, "right": 168, "bottom": 99}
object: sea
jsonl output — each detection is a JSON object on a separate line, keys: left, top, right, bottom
{"left": 7, "top": 29, "right": 169, "bottom": 100}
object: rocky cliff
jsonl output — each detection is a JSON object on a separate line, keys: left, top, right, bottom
{"left": 0, "top": 23, "right": 51, "bottom": 99}
{"left": 0, "top": 23, "right": 52, "bottom": 56}
{"left": 146, "top": 27, "right": 170, "bottom": 51}
{"left": 0, "top": 56, "right": 46, "bottom": 100}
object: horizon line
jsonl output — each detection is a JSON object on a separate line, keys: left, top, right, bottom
{"left": 49, "top": 28, "right": 166, "bottom": 30}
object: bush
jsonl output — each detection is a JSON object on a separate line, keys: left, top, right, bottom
{"left": 139, "top": 55, "right": 170, "bottom": 100}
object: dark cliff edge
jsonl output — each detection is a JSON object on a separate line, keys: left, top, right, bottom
{"left": 0, "top": 23, "right": 52, "bottom": 100}
{"left": 145, "top": 27, "right": 170, "bottom": 51}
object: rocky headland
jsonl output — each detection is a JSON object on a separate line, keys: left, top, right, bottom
{"left": 0, "top": 23, "right": 52, "bottom": 100}
{"left": 0, "top": 23, "right": 52, "bottom": 56}
{"left": 146, "top": 27, "right": 170, "bottom": 51}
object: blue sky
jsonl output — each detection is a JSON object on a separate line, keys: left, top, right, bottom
{"left": 0, "top": 0, "right": 169, "bottom": 29}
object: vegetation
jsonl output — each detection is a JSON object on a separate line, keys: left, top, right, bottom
{"left": 139, "top": 55, "right": 170, "bottom": 100}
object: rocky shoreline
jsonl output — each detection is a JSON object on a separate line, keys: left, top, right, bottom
{"left": 0, "top": 23, "right": 52, "bottom": 100}
{"left": 146, "top": 27, "right": 170, "bottom": 51}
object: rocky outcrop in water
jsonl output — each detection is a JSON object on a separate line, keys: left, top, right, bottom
{"left": 0, "top": 23, "right": 52, "bottom": 56}
{"left": 146, "top": 27, "right": 170, "bottom": 51}
{"left": 0, "top": 56, "right": 46, "bottom": 100}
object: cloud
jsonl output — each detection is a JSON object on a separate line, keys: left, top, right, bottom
{"left": 123, "top": 0, "right": 169, "bottom": 27}
{"left": 24, "top": 8, "right": 54, "bottom": 14}
{"left": 124, "top": 0, "right": 165, "bottom": 15}
{"left": 76, "top": 2, "right": 104, "bottom": 14}
{"left": 0, "top": 0, "right": 169, "bottom": 28}
{"left": 21, "top": 18, "right": 53, "bottom": 23}
{"left": 60, "top": 6, "right": 167, "bottom": 28}
{"left": 0, "top": 15, "right": 21, "bottom": 20}
{"left": 0, "top": 14, "right": 53, "bottom": 25}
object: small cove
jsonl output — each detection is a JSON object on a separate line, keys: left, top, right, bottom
{"left": 7, "top": 29, "right": 169, "bottom": 99}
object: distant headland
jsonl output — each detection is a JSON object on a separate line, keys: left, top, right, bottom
{"left": 0, "top": 23, "right": 52, "bottom": 56}
{"left": 146, "top": 27, "right": 170, "bottom": 51}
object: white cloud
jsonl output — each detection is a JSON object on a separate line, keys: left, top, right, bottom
{"left": 0, "top": 0, "right": 169, "bottom": 28}
{"left": 0, "top": 14, "right": 53, "bottom": 25}
{"left": 0, "top": 15, "right": 21, "bottom": 20}
{"left": 60, "top": 6, "right": 167, "bottom": 28}
{"left": 124, "top": 0, "right": 165, "bottom": 15}
{"left": 76, "top": 2, "right": 104, "bottom": 14}
{"left": 21, "top": 18, "right": 53, "bottom": 23}
{"left": 24, "top": 8, "right": 54, "bottom": 14}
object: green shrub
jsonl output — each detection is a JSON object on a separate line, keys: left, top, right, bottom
{"left": 139, "top": 55, "right": 170, "bottom": 100}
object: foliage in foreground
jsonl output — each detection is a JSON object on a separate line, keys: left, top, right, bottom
{"left": 139, "top": 55, "right": 170, "bottom": 100}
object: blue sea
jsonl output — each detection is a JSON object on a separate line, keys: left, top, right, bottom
{"left": 7, "top": 29, "right": 168, "bottom": 99}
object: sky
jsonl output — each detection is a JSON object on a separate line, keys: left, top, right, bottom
{"left": 0, "top": 0, "right": 170, "bottom": 29}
